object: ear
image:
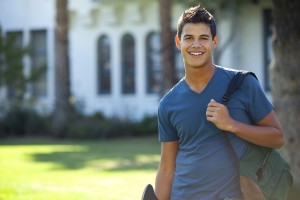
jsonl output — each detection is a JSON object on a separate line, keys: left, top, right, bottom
{"left": 213, "top": 34, "right": 219, "bottom": 49}
{"left": 175, "top": 35, "right": 181, "bottom": 50}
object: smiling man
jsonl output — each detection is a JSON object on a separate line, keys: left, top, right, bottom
{"left": 154, "top": 4, "right": 284, "bottom": 200}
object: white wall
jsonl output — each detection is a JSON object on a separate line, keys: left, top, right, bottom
{"left": 218, "top": 2, "right": 272, "bottom": 91}
{"left": 69, "top": 1, "right": 162, "bottom": 119}
{"left": 0, "top": 0, "right": 272, "bottom": 119}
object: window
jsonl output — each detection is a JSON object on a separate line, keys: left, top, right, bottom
{"left": 6, "top": 31, "right": 23, "bottom": 99}
{"left": 121, "top": 33, "right": 135, "bottom": 94}
{"left": 30, "top": 30, "right": 47, "bottom": 97}
{"left": 146, "top": 31, "right": 184, "bottom": 94}
{"left": 97, "top": 35, "right": 111, "bottom": 94}
{"left": 263, "top": 9, "right": 273, "bottom": 91}
{"left": 146, "top": 32, "right": 162, "bottom": 94}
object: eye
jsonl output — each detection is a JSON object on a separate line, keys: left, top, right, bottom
{"left": 184, "top": 36, "right": 193, "bottom": 40}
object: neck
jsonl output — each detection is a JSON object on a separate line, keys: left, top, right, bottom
{"left": 184, "top": 64, "right": 216, "bottom": 93}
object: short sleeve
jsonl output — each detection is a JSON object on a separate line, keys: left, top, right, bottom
{"left": 157, "top": 104, "right": 179, "bottom": 142}
{"left": 242, "top": 75, "right": 274, "bottom": 123}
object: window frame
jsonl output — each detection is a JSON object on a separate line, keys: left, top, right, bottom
{"left": 121, "top": 33, "right": 135, "bottom": 94}
{"left": 30, "top": 29, "right": 48, "bottom": 97}
{"left": 97, "top": 34, "right": 111, "bottom": 95}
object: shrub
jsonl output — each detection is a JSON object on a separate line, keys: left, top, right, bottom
{"left": 135, "top": 115, "right": 158, "bottom": 136}
{"left": 63, "top": 114, "right": 158, "bottom": 139}
{"left": 0, "top": 108, "right": 158, "bottom": 139}
{"left": 0, "top": 106, "right": 51, "bottom": 137}
{"left": 65, "top": 118, "right": 103, "bottom": 138}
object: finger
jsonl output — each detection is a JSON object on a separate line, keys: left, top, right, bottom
{"left": 206, "top": 109, "right": 217, "bottom": 118}
{"left": 206, "top": 106, "right": 216, "bottom": 112}
{"left": 207, "top": 102, "right": 216, "bottom": 108}
{"left": 208, "top": 99, "right": 218, "bottom": 107}
{"left": 206, "top": 110, "right": 213, "bottom": 117}
{"left": 206, "top": 115, "right": 215, "bottom": 122}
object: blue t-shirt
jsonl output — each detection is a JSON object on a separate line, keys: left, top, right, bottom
{"left": 158, "top": 66, "right": 274, "bottom": 200}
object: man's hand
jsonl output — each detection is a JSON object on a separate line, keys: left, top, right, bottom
{"left": 206, "top": 99, "right": 234, "bottom": 132}
{"left": 206, "top": 100, "right": 284, "bottom": 148}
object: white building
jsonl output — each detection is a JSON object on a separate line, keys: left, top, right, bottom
{"left": 0, "top": 0, "right": 273, "bottom": 120}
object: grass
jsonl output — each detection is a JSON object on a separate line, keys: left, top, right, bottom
{"left": 0, "top": 137, "right": 160, "bottom": 200}
{"left": 1, "top": 137, "right": 299, "bottom": 200}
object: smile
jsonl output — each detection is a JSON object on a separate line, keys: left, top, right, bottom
{"left": 189, "top": 52, "right": 204, "bottom": 56}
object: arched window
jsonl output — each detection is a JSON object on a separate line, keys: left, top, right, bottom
{"left": 97, "top": 35, "right": 111, "bottom": 94}
{"left": 121, "top": 34, "right": 135, "bottom": 94}
{"left": 146, "top": 32, "right": 162, "bottom": 94}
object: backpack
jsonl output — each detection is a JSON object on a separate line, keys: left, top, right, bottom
{"left": 222, "top": 70, "right": 293, "bottom": 200}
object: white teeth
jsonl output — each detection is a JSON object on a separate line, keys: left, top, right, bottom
{"left": 190, "top": 52, "right": 203, "bottom": 56}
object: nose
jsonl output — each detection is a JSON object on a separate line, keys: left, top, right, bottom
{"left": 192, "top": 39, "right": 202, "bottom": 47}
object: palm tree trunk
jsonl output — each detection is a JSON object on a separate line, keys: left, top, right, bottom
{"left": 271, "top": 0, "right": 300, "bottom": 185}
{"left": 52, "top": 0, "right": 73, "bottom": 136}
{"left": 159, "top": 0, "right": 177, "bottom": 96}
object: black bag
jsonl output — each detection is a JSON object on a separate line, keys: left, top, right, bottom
{"left": 222, "top": 70, "right": 293, "bottom": 200}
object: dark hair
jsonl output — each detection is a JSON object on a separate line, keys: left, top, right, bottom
{"left": 177, "top": 4, "right": 216, "bottom": 40}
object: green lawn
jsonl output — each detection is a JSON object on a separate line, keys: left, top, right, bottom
{"left": 1, "top": 137, "right": 299, "bottom": 200}
{"left": 0, "top": 137, "right": 160, "bottom": 200}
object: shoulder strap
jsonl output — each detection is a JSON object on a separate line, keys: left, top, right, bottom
{"left": 221, "top": 70, "right": 257, "bottom": 164}
{"left": 222, "top": 70, "right": 271, "bottom": 182}
{"left": 222, "top": 70, "right": 257, "bottom": 105}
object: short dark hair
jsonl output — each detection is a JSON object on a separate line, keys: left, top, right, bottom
{"left": 177, "top": 4, "right": 217, "bottom": 40}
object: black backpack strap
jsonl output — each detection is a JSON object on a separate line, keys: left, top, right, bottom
{"left": 221, "top": 70, "right": 272, "bottom": 183}
{"left": 221, "top": 71, "right": 258, "bottom": 174}
{"left": 222, "top": 70, "right": 258, "bottom": 105}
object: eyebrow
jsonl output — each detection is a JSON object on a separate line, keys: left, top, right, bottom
{"left": 201, "top": 34, "right": 210, "bottom": 38}
{"left": 183, "top": 34, "right": 210, "bottom": 38}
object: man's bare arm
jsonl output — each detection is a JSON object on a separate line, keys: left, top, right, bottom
{"left": 155, "top": 141, "right": 179, "bottom": 200}
{"left": 206, "top": 99, "right": 284, "bottom": 148}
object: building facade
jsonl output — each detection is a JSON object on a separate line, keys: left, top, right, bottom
{"left": 0, "top": 0, "right": 273, "bottom": 120}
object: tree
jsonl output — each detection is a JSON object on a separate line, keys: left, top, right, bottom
{"left": 52, "top": 0, "right": 73, "bottom": 136}
{"left": 0, "top": 29, "right": 45, "bottom": 105}
{"left": 271, "top": 0, "right": 300, "bottom": 186}
{"left": 159, "top": 0, "right": 177, "bottom": 95}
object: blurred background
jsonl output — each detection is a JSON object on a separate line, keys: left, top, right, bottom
{"left": 0, "top": 0, "right": 299, "bottom": 199}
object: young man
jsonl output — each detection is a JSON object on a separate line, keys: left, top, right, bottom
{"left": 155, "top": 4, "right": 284, "bottom": 200}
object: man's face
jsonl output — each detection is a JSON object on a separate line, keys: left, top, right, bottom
{"left": 176, "top": 23, "right": 218, "bottom": 70}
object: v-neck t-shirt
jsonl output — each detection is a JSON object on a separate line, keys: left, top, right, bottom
{"left": 157, "top": 66, "right": 274, "bottom": 200}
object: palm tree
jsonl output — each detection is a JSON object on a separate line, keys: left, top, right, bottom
{"left": 271, "top": 0, "right": 300, "bottom": 186}
{"left": 159, "top": 0, "right": 177, "bottom": 95}
{"left": 52, "top": 0, "right": 73, "bottom": 136}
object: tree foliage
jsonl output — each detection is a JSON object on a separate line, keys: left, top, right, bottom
{"left": 0, "top": 29, "right": 45, "bottom": 104}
